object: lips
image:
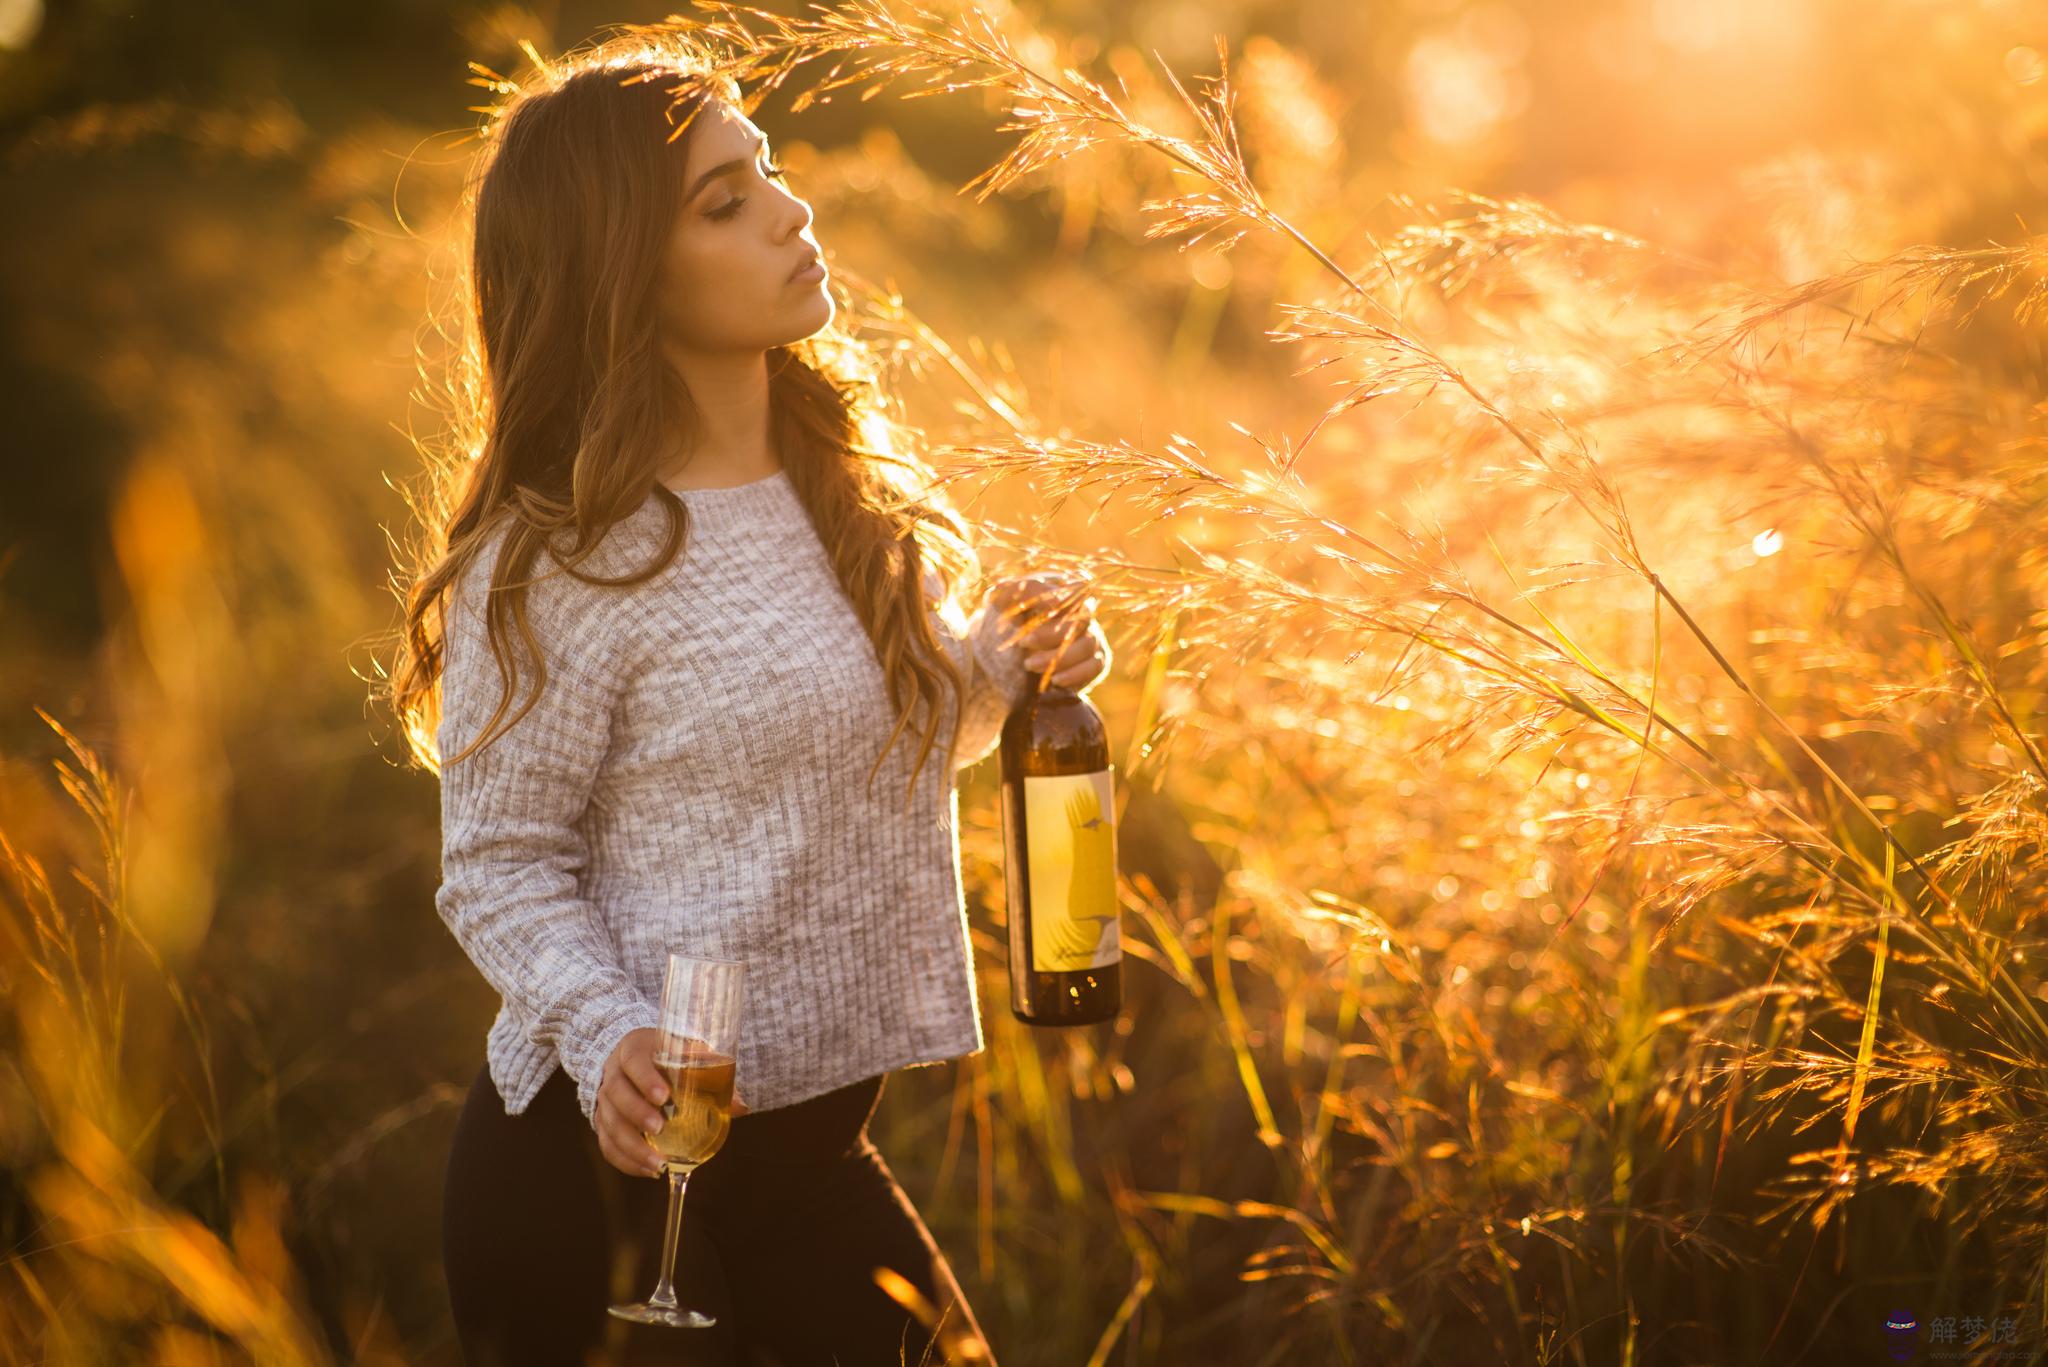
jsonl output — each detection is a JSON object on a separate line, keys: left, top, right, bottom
{"left": 788, "top": 250, "right": 823, "bottom": 282}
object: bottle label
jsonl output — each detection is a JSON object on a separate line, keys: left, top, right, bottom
{"left": 1021, "top": 767, "right": 1119, "bottom": 973}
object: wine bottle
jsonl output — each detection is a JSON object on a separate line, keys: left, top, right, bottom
{"left": 999, "top": 665, "right": 1121, "bottom": 1025}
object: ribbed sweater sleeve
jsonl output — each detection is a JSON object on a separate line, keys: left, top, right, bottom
{"left": 952, "top": 582, "right": 1033, "bottom": 768}
{"left": 434, "top": 535, "right": 661, "bottom": 1126}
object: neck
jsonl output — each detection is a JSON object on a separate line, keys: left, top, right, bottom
{"left": 658, "top": 341, "right": 779, "bottom": 486}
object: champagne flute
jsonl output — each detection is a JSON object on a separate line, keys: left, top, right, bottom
{"left": 608, "top": 951, "right": 746, "bottom": 1329}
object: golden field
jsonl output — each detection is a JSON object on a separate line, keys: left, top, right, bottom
{"left": 2, "top": 1, "right": 2047, "bottom": 1362}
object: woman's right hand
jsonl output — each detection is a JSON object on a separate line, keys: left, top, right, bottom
{"left": 596, "top": 1027, "right": 750, "bottom": 1179}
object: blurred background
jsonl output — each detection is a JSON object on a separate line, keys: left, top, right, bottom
{"left": 3, "top": 0, "right": 2047, "bottom": 1362}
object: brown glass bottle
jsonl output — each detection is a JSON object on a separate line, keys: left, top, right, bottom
{"left": 999, "top": 669, "right": 1120, "bottom": 1026}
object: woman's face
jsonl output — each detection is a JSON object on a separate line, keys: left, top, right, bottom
{"left": 655, "top": 100, "right": 832, "bottom": 356}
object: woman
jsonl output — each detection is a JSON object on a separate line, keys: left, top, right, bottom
{"left": 386, "top": 30, "right": 1111, "bottom": 1367}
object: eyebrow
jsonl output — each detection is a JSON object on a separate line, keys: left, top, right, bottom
{"left": 686, "top": 133, "right": 768, "bottom": 204}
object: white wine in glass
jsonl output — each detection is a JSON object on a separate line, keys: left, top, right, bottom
{"left": 608, "top": 952, "right": 745, "bottom": 1329}
{"left": 646, "top": 1049, "right": 734, "bottom": 1170}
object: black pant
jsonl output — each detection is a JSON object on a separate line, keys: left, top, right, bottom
{"left": 441, "top": 1061, "right": 994, "bottom": 1366}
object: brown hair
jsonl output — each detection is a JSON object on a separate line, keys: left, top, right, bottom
{"left": 381, "top": 26, "right": 989, "bottom": 811}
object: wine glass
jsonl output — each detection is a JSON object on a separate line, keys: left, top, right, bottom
{"left": 608, "top": 951, "right": 746, "bottom": 1329}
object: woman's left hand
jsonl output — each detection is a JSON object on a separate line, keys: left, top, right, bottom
{"left": 984, "top": 574, "right": 1112, "bottom": 692}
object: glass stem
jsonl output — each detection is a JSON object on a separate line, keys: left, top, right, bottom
{"left": 648, "top": 1165, "right": 691, "bottom": 1310}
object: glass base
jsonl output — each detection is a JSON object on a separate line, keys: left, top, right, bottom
{"left": 608, "top": 1302, "right": 717, "bottom": 1329}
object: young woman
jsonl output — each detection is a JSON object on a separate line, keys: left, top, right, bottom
{"left": 387, "top": 31, "right": 1111, "bottom": 1367}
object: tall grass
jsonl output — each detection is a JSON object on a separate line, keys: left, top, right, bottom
{"left": 3, "top": 1, "right": 2045, "bottom": 1362}
{"left": 0, "top": 711, "right": 335, "bottom": 1363}
{"left": 676, "top": 2, "right": 2048, "bottom": 1359}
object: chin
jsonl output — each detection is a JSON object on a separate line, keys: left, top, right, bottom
{"left": 779, "top": 290, "right": 835, "bottom": 342}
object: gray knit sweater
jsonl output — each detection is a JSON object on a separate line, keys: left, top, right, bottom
{"left": 434, "top": 469, "right": 1036, "bottom": 1125}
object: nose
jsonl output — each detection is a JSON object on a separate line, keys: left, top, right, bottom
{"left": 775, "top": 182, "right": 812, "bottom": 237}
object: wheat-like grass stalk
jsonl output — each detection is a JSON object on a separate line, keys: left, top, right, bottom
{"left": 0, "top": 712, "right": 330, "bottom": 1362}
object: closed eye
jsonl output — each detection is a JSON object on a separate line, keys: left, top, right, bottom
{"left": 705, "top": 158, "right": 789, "bottom": 222}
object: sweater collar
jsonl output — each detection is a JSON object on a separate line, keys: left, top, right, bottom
{"left": 654, "top": 468, "right": 799, "bottom": 533}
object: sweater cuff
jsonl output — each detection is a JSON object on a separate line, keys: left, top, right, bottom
{"left": 968, "top": 595, "right": 1033, "bottom": 711}
{"left": 561, "top": 996, "right": 664, "bottom": 1128}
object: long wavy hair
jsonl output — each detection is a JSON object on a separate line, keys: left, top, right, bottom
{"left": 381, "top": 27, "right": 990, "bottom": 812}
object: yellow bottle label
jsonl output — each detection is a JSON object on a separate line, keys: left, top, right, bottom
{"left": 1022, "top": 767, "right": 1119, "bottom": 973}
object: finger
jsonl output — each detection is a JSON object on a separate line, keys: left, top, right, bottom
{"left": 1025, "top": 614, "right": 1094, "bottom": 655}
{"left": 995, "top": 571, "right": 1076, "bottom": 595}
{"left": 1026, "top": 631, "right": 1099, "bottom": 673}
{"left": 601, "top": 1130, "right": 639, "bottom": 1180}
{"left": 595, "top": 1121, "right": 632, "bottom": 1178}
{"left": 1025, "top": 634, "right": 1082, "bottom": 666}
{"left": 1027, "top": 585, "right": 1089, "bottom": 623}
{"left": 619, "top": 1137, "right": 662, "bottom": 1179}
{"left": 993, "top": 593, "right": 1089, "bottom": 655}
{"left": 1033, "top": 585, "right": 1093, "bottom": 621}
{"left": 602, "top": 1112, "right": 662, "bottom": 1178}
{"left": 595, "top": 1094, "right": 626, "bottom": 1159}
{"left": 1005, "top": 588, "right": 1085, "bottom": 631}
{"left": 625, "top": 1049, "right": 669, "bottom": 1107}
{"left": 1021, "top": 622, "right": 1079, "bottom": 651}
{"left": 992, "top": 575, "right": 1085, "bottom": 618}
{"left": 629, "top": 1123, "right": 663, "bottom": 1174}
{"left": 604, "top": 1077, "right": 667, "bottom": 1137}
{"left": 1049, "top": 638, "right": 1109, "bottom": 683}
{"left": 618, "top": 1106, "right": 661, "bottom": 1155}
